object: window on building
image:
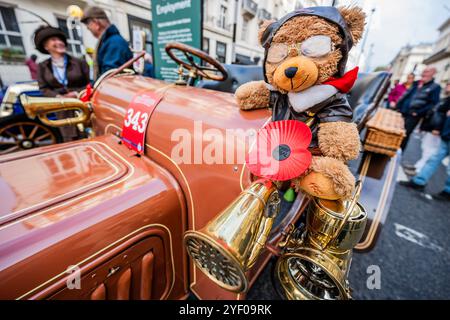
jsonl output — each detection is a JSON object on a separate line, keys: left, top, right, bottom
{"left": 216, "top": 41, "right": 227, "bottom": 63}
{"left": 0, "top": 6, "right": 25, "bottom": 57}
{"left": 241, "top": 17, "right": 249, "bottom": 41}
{"left": 201, "top": 37, "right": 210, "bottom": 67}
{"left": 56, "top": 17, "right": 83, "bottom": 56}
{"left": 219, "top": 5, "right": 227, "bottom": 29}
{"left": 235, "top": 53, "right": 252, "bottom": 65}
{"left": 127, "top": 15, "right": 153, "bottom": 56}
{"left": 203, "top": 37, "right": 210, "bottom": 54}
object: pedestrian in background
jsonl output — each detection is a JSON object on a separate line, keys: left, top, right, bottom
{"left": 406, "top": 83, "right": 450, "bottom": 175}
{"left": 388, "top": 73, "right": 415, "bottom": 109}
{"left": 33, "top": 25, "right": 90, "bottom": 141}
{"left": 34, "top": 26, "right": 90, "bottom": 98}
{"left": 80, "top": 6, "right": 133, "bottom": 79}
{"left": 400, "top": 82, "right": 450, "bottom": 201}
{"left": 396, "top": 67, "right": 441, "bottom": 151}
{"left": 25, "top": 54, "right": 38, "bottom": 80}
{"left": 143, "top": 53, "right": 155, "bottom": 78}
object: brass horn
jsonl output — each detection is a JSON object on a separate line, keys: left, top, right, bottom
{"left": 20, "top": 95, "right": 91, "bottom": 127}
{"left": 275, "top": 182, "right": 367, "bottom": 300}
{"left": 184, "top": 180, "right": 281, "bottom": 293}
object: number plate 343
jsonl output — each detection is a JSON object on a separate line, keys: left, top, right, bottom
{"left": 121, "top": 91, "right": 163, "bottom": 154}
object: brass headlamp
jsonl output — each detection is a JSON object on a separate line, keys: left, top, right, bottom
{"left": 184, "top": 180, "right": 281, "bottom": 293}
{"left": 276, "top": 182, "right": 366, "bottom": 300}
{"left": 20, "top": 95, "right": 91, "bottom": 127}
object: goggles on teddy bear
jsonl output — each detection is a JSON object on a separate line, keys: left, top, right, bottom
{"left": 267, "top": 35, "right": 336, "bottom": 64}
{"left": 261, "top": 7, "right": 354, "bottom": 79}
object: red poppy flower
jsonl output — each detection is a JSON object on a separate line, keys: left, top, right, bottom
{"left": 246, "top": 120, "right": 312, "bottom": 181}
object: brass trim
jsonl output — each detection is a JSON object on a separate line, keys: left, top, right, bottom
{"left": 20, "top": 95, "right": 91, "bottom": 127}
{"left": 243, "top": 189, "right": 267, "bottom": 206}
{"left": 16, "top": 223, "right": 176, "bottom": 300}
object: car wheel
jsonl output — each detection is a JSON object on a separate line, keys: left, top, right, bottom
{"left": 0, "top": 114, "right": 62, "bottom": 155}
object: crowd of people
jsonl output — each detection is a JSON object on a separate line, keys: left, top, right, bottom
{"left": 387, "top": 68, "right": 450, "bottom": 201}
{"left": 29, "top": 6, "right": 134, "bottom": 93}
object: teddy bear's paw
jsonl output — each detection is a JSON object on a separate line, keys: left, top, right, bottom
{"left": 295, "top": 171, "right": 342, "bottom": 200}
{"left": 295, "top": 156, "right": 355, "bottom": 200}
{"left": 318, "top": 122, "right": 361, "bottom": 162}
{"left": 235, "top": 81, "right": 270, "bottom": 111}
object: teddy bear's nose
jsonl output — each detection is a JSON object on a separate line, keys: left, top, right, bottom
{"left": 284, "top": 67, "right": 298, "bottom": 79}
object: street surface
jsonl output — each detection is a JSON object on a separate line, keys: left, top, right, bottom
{"left": 248, "top": 132, "right": 450, "bottom": 300}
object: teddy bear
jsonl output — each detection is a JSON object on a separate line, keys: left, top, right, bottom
{"left": 236, "top": 6, "right": 366, "bottom": 200}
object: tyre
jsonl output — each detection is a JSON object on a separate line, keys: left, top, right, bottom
{"left": 0, "top": 114, "right": 62, "bottom": 155}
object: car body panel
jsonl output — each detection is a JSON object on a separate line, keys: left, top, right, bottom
{"left": 92, "top": 75, "right": 296, "bottom": 299}
{"left": 0, "top": 135, "right": 188, "bottom": 300}
{"left": 0, "top": 143, "right": 127, "bottom": 221}
{"left": 0, "top": 71, "right": 396, "bottom": 300}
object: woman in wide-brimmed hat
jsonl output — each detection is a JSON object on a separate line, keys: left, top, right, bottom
{"left": 34, "top": 25, "right": 90, "bottom": 98}
{"left": 34, "top": 25, "right": 90, "bottom": 140}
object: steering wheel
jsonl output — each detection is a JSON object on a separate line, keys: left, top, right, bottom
{"left": 165, "top": 42, "right": 228, "bottom": 81}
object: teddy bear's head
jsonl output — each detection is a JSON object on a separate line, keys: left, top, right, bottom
{"left": 259, "top": 6, "right": 365, "bottom": 93}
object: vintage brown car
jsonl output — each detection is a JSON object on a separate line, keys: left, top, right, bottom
{"left": 0, "top": 43, "right": 399, "bottom": 300}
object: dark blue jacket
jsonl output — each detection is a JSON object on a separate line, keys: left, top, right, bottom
{"left": 396, "top": 80, "right": 441, "bottom": 117}
{"left": 143, "top": 62, "right": 155, "bottom": 78}
{"left": 396, "top": 81, "right": 418, "bottom": 114}
{"left": 97, "top": 25, "right": 133, "bottom": 77}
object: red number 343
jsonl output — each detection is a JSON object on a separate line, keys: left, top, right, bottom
{"left": 124, "top": 108, "right": 149, "bottom": 133}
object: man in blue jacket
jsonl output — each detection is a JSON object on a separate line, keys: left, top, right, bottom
{"left": 396, "top": 67, "right": 441, "bottom": 150}
{"left": 400, "top": 82, "right": 450, "bottom": 201}
{"left": 81, "top": 6, "right": 133, "bottom": 79}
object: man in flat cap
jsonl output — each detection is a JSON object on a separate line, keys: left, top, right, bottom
{"left": 81, "top": 6, "right": 133, "bottom": 79}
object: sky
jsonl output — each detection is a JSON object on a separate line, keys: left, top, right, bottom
{"left": 353, "top": 0, "right": 450, "bottom": 70}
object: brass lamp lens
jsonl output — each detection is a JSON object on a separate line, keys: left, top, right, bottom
{"left": 276, "top": 249, "right": 349, "bottom": 300}
{"left": 286, "top": 257, "right": 341, "bottom": 300}
{"left": 184, "top": 232, "right": 248, "bottom": 293}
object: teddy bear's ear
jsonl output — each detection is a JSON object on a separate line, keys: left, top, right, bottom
{"left": 339, "top": 6, "right": 366, "bottom": 44}
{"left": 258, "top": 19, "right": 276, "bottom": 45}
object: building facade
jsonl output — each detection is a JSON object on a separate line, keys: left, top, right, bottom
{"left": 0, "top": 0, "right": 152, "bottom": 86}
{"left": 202, "top": 0, "right": 300, "bottom": 66}
{"left": 389, "top": 43, "right": 434, "bottom": 83}
{"left": 423, "top": 17, "right": 450, "bottom": 87}
{"left": 201, "top": 0, "right": 338, "bottom": 66}
{"left": 0, "top": 0, "right": 366, "bottom": 85}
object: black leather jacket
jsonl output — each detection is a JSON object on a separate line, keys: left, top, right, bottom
{"left": 270, "top": 91, "right": 353, "bottom": 148}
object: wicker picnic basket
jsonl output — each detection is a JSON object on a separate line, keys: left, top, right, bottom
{"left": 364, "top": 108, "right": 406, "bottom": 157}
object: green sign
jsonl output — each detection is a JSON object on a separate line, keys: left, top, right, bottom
{"left": 151, "top": 0, "right": 202, "bottom": 82}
